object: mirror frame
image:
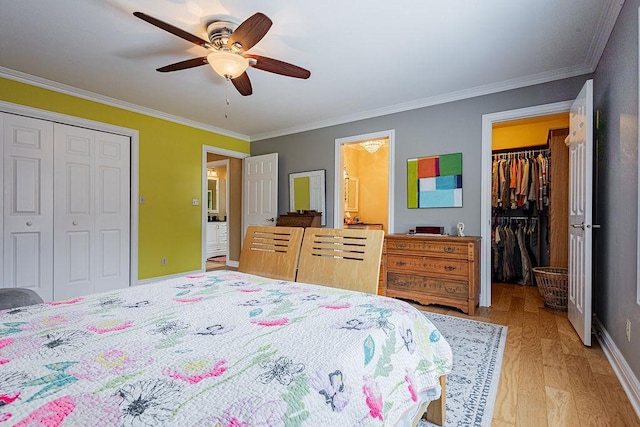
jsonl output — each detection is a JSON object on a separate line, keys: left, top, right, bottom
{"left": 208, "top": 177, "right": 219, "bottom": 213}
{"left": 345, "top": 177, "right": 359, "bottom": 212}
{"left": 289, "top": 169, "right": 326, "bottom": 226}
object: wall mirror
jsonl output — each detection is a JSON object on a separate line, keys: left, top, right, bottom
{"left": 208, "top": 177, "right": 219, "bottom": 213}
{"left": 289, "top": 169, "right": 326, "bottom": 225}
{"left": 345, "top": 177, "right": 359, "bottom": 212}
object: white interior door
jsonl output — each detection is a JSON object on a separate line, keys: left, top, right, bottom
{"left": 94, "top": 130, "right": 130, "bottom": 293}
{"left": 2, "top": 113, "right": 54, "bottom": 301}
{"left": 243, "top": 153, "right": 278, "bottom": 235}
{"left": 53, "top": 124, "right": 130, "bottom": 300}
{"left": 567, "top": 79, "right": 594, "bottom": 346}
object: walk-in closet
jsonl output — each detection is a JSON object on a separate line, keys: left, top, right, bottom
{"left": 490, "top": 114, "right": 570, "bottom": 287}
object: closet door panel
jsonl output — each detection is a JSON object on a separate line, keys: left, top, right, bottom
{"left": 54, "top": 124, "right": 95, "bottom": 300}
{"left": 98, "top": 229, "right": 121, "bottom": 278}
{"left": 2, "top": 113, "right": 54, "bottom": 301}
{"left": 9, "top": 233, "right": 41, "bottom": 288}
{"left": 67, "top": 231, "right": 91, "bottom": 283}
{"left": 94, "top": 132, "right": 129, "bottom": 293}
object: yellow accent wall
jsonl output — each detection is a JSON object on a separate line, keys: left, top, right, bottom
{"left": 492, "top": 113, "right": 569, "bottom": 150}
{"left": 357, "top": 146, "right": 389, "bottom": 232}
{"left": 0, "top": 77, "right": 249, "bottom": 280}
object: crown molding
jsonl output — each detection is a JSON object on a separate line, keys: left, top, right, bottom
{"left": 250, "top": 63, "right": 592, "bottom": 141}
{"left": 585, "top": 0, "right": 624, "bottom": 71}
{"left": 0, "top": 67, "right": 250, "bottom": 142}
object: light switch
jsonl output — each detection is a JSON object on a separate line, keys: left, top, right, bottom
{"left": 192, "top": 198, "right": 199, "bottom": 206}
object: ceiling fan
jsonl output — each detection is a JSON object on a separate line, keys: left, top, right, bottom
{"left": 133, "top": 11, "right": 310, "bottom": 96}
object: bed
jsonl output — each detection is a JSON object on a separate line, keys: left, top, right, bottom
{"left": 0, "top": 270, "right": 452, "bottom": 426}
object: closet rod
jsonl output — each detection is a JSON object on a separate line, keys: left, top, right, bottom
{"left": 493, "top": 216, "right": 537, "bottom": 220}
{"left": 492, "top": 144, "right": 549, "bottom": 154}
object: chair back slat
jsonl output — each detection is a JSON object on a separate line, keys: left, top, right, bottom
{"left": 238, "top": 226, "right": 304, "bottom": 281}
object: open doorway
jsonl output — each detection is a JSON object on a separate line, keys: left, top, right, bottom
{"left": 201, "top": 146, "right": 249, "bottom": 271}
{"left": 334, "top": 130, "right": 395, "bottom": 233}
{"left": 205, "top": 160, "right": 228, "bottom": 271}
{"left": 480, "top": 101, "right": 572, "bottom": 306}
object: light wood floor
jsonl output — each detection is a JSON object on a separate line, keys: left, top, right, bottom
{"left": 205, "top": 260, "right": 226, "bottom": 271}
{"left": 417, "top": 282, "right": 640, "bottom": 427}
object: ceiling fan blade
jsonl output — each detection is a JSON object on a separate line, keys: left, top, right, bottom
{"left": 245, "top": 55, "right": 310, "bottom": 79}
{"left": 228, "top": 13, "right": 272, "bottom": 52}
{"left": 133, "top": 12, "right": 210, "bottom": 48}
{"left": 231, "top": 72, "right": 253, "bottom": 96}
{"left": 157, "top": 57, "right": 208, "bottom": 72}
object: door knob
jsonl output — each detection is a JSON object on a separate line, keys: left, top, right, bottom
{"left": 26, "top": 221, "right": 33, "bottom": 226}
{"left": 72, "top": 221, "right": 78, "bottom": 226}
{"left": 266, "top": 218, "right": 275, "bottom": 223}
{"left": 571, "top": 223, "right": 601, "bottom": 230}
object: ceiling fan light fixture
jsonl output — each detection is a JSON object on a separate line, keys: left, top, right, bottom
{"left": 207, "top": 51, "right": 249, "bottom": 79}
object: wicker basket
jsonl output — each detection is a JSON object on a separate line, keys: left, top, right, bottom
{"left": 532, "top": 267, "right": 569, "bottom": 311}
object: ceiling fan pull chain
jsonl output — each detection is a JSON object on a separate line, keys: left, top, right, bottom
{"left": 225, "top": 80, "right": 230, "bottom": 119}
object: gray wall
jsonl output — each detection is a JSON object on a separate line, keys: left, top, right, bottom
{"left": 593, "top": 0, "right": 640, "bottom": 379}
{"left": 251, "top": 76, "right": 587, "bottom": 236}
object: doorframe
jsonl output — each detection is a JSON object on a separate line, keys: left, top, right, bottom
{"left": 0, "top": 100, "right": 140, "bottom": 286}
{"left": 201, "top": 145, "right": 249, "bottom": 271}
{"left": 334, "top": 130, "right": 395, "bottom": 232}
{"left": 480, "top": 100, "right": 573, "bottom": 307}
{"left": 202, "top": 159, "right": 229, "bottom": 269}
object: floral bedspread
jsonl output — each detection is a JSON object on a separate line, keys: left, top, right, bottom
{"left": 0, "top": 270, "right": 452, "bottom": 426}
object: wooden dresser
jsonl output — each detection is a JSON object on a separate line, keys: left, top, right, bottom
{"left": 345, "top": 223, "right": 383, "bottom": 230}
{"left": 383, "top": 234, "right": 481, "bottom": 315}
{"left": 276, "top": 211, "right": 322, "bottom": 228}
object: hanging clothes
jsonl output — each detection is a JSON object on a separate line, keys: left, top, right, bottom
{"left": 491, "top": 149, "right": 550, "bottom": 214}
{"left": 491, "top": 217, "right": 539, "bottom": 286}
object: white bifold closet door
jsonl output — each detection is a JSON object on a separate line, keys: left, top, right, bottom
{"left": 1, "top": 113, "right": 130, "bottom": 302}
{"left": 53, "top": 123, "right": 130, "bottom": 300}
{"left": 2, "top": 114, "right": 55, "bottom": 301}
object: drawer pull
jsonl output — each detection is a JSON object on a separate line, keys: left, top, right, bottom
{"left": 395, "top": 243, "right": 406, "bottom": 249}
{"left": 444, "top": 266, "right": 456, "bottom": 271}
{"left": 445, "top": 287, "right": 457, "bottom": 293}
{"left": 395, "top": 261, "right": 406, "bottom": 266}
{"left": 444, "top": 246, "right": 455, "bottom": 253}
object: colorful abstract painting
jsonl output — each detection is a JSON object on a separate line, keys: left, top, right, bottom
{"left": 407, "top": 152, "right": 462, "bottom": 208}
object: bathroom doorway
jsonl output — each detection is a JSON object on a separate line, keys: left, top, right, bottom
{"left": 334, "top": 130, "right": 395, "bottom": 233}
{"left": 205, "top": 160, "right": 228, "bottom": 271}
{"left": 201, "top": 146, "right": 249, "bottom": 271}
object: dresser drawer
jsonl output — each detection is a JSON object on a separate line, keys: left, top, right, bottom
{"left": 385, "top": 238, "right": 469, "bottom": 259}
{"left": 387, "top": 272, "right": 469, "bottom": 300}
{"left": 386, "top": 254, "right": 469, "bottom": 278}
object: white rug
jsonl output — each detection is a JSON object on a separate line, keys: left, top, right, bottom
{"left": 418, "top": 313, "right": 507, "bottom": 427}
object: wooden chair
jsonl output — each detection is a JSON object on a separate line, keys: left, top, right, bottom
{"left": 296, "top": 228, "right": 384, "bottom": 294}
{"left": 238, "top": 226, "right": 304, "bottom": 281}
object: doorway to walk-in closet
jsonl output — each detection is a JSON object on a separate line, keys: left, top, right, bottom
{"left": 490, "top": 113, "right": 570, "bottom": 294}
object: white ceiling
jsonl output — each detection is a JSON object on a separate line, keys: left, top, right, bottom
{"left": 0, "top": 1, "right": 622, "bottom": 141}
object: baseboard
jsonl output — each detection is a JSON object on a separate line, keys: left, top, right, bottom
{"left": 594, "top": 317, "right": 640, "bottom": 418}
{"left": 134, "top": 269, "right": 202, "bottom": 285}
{"left": 227, "top": 260, "right": 239, "bottom": 268}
